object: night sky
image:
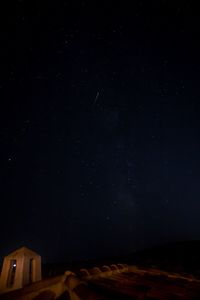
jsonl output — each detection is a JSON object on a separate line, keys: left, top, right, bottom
{"left": 1, "top": 1, "right": 200, "bottom": 263}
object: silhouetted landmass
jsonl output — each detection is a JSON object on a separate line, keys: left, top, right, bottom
{"left": 42, "top": 240, "right": 200, "bottom": 278}
{"left": 124, "top": 240, "right": 200, "bottom": 276}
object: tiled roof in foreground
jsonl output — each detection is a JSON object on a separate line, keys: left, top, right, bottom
{"left": 1, "top": 264, "right": 200, "bottom": 299}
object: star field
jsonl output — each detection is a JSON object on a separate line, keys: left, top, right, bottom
{"left": 1, "top": 1, "right": 200, "bottom": 262}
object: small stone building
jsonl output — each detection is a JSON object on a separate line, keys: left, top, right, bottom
{"left": 0, "top": 246, "right": 41, "bottom": 293}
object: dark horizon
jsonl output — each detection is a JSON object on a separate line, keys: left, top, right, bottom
{"left": 1, "top": 1, "right": 200, "bottom": 263}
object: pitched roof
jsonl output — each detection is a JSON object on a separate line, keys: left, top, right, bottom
{"left": 5, "top": 246, "right": 40, "bottom": 258}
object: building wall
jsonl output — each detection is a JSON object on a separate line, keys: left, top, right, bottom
{"left": 0, "top": 255, "right": 24, "bottom": 292}
{"left": 0, "top": 248, "right": 42, "bottom": 294}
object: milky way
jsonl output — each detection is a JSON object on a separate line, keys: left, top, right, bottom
{"left": 0, "top": 2, "right": 200, "bottom": 262}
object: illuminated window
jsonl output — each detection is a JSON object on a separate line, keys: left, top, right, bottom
{"left": 7, "top": 260, "right": 17, "bottom": 287}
